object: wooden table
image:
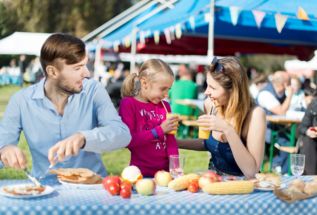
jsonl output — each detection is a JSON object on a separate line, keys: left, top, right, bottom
{"left": 266, "top": 115, "right": 302, "bottom": 174}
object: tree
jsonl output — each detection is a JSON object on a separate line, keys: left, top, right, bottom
{"left": 0, "top": 0, "right": 132, "bottom": 38}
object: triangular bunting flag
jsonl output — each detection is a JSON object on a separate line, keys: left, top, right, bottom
{"left": 154, "top": 31, "right": 160, "bottom": 44}
{"left": 229, "top": 6, "right": 241, "bottom": 26}
{"left": 139, "top": 31, "right": 145, "bottom": 44}
{"left": 169, "top": 26, "right": 175, "bottom": 41}
{"left": 252, "top": 10, "right": 266, "bottom": 28}
{"left": 113, "top": 41, "right": 120, "bottom": 52}
{"left": 297, "top": 7, "right": 309, "bottom": 21}
{"left": 204, "top": 13, "right": 211, "bottom": 23}
{"left": 189, "top": 16, "right": 195, "bottom": 30}
{"left": 164, "top": 28, "right": 171, "bottom": 44}
{"left": 175, "top": 24, "right": 182, "bottom": 39}
{"left": 124, "top": 36, "right": 131, "bottom": 47}
{"left": 275, "top": 13, "right": 288, "bottom": 33}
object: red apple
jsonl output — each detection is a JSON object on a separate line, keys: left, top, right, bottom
{"left": 202, "top": 171, "right": 221, "bottom": 182}
{"left": 154, "top": 170, "right": 172, "bottom": 187}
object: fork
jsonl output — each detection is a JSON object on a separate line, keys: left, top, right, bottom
{"left": 24, "top": 169, "right": 42, "bottom": 187}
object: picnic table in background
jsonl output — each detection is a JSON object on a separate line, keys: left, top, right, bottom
{"left": 265, "top": 115, "right": 302, "bottom": 174}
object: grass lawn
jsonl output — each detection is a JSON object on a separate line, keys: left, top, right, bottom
{"left": 0, "top": 85, "right": 209, "bottom": 179}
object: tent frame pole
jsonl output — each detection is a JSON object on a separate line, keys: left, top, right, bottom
{"left": 207, "top": 0, "right": 215, "bottom": 58}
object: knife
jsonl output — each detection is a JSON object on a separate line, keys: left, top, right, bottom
{"left": 24, "top": 169, "right": 42, "bottom": 187}
{"left": 39, "top": 154, "right": 60, "bottom": 180}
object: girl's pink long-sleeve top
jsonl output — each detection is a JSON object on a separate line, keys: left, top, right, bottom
{"left": 119, "top": 97, "right": 179, "bottom": 177}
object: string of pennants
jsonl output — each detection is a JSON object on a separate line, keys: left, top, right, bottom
{"left": 110, "top": 5, "right": 312, "bottom": 51}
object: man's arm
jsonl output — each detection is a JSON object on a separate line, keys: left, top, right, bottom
{"left": 80, "top": 83, "right": 131, "bottom": 153}
{"left": 0, "top": 93, "right": 26, "bottom": 169}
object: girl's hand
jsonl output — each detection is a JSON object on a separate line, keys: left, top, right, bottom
{"left": 197, "top": 114, "right": 230, "bottom": 132}
{"left": 161, "top": 116, "right": 179, "bottom": 134}
{"left": 306, "top": 127, "right": 317, "bottom": 139}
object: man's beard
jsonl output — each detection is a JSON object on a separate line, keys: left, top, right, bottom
{"left": 58, "top": 82, "right": 82, "bottom": 95}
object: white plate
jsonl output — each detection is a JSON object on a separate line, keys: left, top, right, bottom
{"left": 0, "top": 184, "right": 55, "bottom": 199}
{"left": 58, "top": 179, "right": 103, "bottom": 190}
{"left": 254, "top": 186, "right": 274, "bottom": 192}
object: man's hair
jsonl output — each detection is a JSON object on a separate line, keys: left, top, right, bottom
{"left": 40, "top": 33, "right": 86, "bottom": 75}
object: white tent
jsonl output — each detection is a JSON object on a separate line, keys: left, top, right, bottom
{"left": 0, "top": 32, "right": 51, "bottom": 56}
{"left": 285, "top": 51, "right": 317, "bottom": 71}
{"left": 284, "top": 50, "right": 317, "bottom": 78}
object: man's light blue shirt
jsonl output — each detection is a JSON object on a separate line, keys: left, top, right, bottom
{"left": 0, "top": 78, "right": 131, "bottom": 177}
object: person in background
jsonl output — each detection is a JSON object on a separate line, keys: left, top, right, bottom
{"left": 169, "top": 64, "right": 198, "bottom": 138}
{"left": 0, "top": 33, "right": 131, "bottom": 177}
{"left": 119, "top": 59, "right": 179, "bottom": 177}
{"left": 298, "top": 94, "right": 317, "bottom": 175}
{"left": 249, "top": 73, "right": 268, "bottom": 100}
{"left": 18, "top": 55, "right": 27, "bottom": 87}
{"left": 178, "top": 57, "right": 266, "bottom": 178}
{"left": 257, "top": 71, "right": 293, "bottom": 174}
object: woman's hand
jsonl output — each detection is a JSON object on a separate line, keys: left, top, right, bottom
{"left": 161, "top": 116, "right": 179, "bottom": 134}
{"left": 306, "top": 127, "right": 317, "bottom": 139}
{"left": 197, "top": 114, "right": 230, "bottom": 132}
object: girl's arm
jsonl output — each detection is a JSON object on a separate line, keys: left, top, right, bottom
{"left": 224, "top": 107, "right": 266, "bottom": 178}
{"left": 119, "top": 99, "right": 164, "bottom": 149}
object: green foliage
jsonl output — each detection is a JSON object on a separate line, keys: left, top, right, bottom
{"left": 240, "top": 54, "right": 295, "bottom": 74}
{"left": 0, "top": 0, "right": 132, "bottom": 38}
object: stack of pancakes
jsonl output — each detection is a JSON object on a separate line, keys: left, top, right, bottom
{"left": 50, "top": 168, "right": 102, "bottom": 184}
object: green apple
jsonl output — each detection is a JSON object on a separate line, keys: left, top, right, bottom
{"left": 154, "top": 170, "right": 172, "bottom": 187}
{"left": 135, "top": 179, "right": 156, "bottom": 196}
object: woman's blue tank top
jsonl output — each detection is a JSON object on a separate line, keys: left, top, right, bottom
{"left": 204, "top": 134, "right": 243, "bottom": 176}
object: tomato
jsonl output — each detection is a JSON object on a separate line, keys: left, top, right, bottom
{"left": 107, "top": 182, "right": 120, "bottom": 195}
{"left": 188, "top": 183, "right": 199, "bottom": 193}
{"left": 103, "top": 176, "right": 121, "bottom": 190}
{"left": 120, "top": 188, "right": 132, "bottom": 198}
{"left": 120, "top": 180, "right": 132, "bottom": 191}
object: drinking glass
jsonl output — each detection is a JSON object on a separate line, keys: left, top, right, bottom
{"left": 169, "top": 155, "right": 185, "bottom": 178}
{"left": 290, "top": 154, "right": 305, "bottom": 177}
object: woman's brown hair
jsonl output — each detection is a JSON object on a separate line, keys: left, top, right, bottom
{"left": 208, "top": 57, "right": 253, "bottom": 135}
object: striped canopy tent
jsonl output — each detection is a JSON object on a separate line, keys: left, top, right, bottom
{"left": 84, "top": 0, "right": 317, "bottom": 66}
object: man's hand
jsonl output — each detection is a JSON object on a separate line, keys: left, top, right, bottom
{"left": 48, "top": 133, "right": 86, "bottom": 166}
{"left": 0, "top": 145, "right": 27, "bottom": 169}
{"left": 306, "top": 127, "right": 317, "bottom": 139}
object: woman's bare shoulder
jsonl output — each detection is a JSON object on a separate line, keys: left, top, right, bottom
{"left": 249, "top": 106, "right": 266, "bottom": 125}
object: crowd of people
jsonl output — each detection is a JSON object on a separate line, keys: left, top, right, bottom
{"left": 0, "top": 56, "right": 43, "bottom": 86}
{"left": 0, "top": 33, "right": 317, "bottom": 179}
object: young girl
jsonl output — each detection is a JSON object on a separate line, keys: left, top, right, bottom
{"left": 178, "top": 57, "right": 266, "bottom": 179}
{"left": 119, "top": 59, "right": 179, "bottom": 177}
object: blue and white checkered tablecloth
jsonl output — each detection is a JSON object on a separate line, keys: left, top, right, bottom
{"left": 0, "top": 176, "right": 317, "bottom": 215}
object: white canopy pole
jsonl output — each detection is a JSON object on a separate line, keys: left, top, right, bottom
{"left": 207, "top": 0, "right": 215, "bottom": 58}
{"left": 130, "top": 27, "right": 138, "bottom": 73}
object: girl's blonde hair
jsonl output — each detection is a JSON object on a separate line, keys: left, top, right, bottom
{"left": 208, "top": 57, "right": 253, "bottom": 135}
{"left": 121, "top": 59, "right": 174, "bottom": 97}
